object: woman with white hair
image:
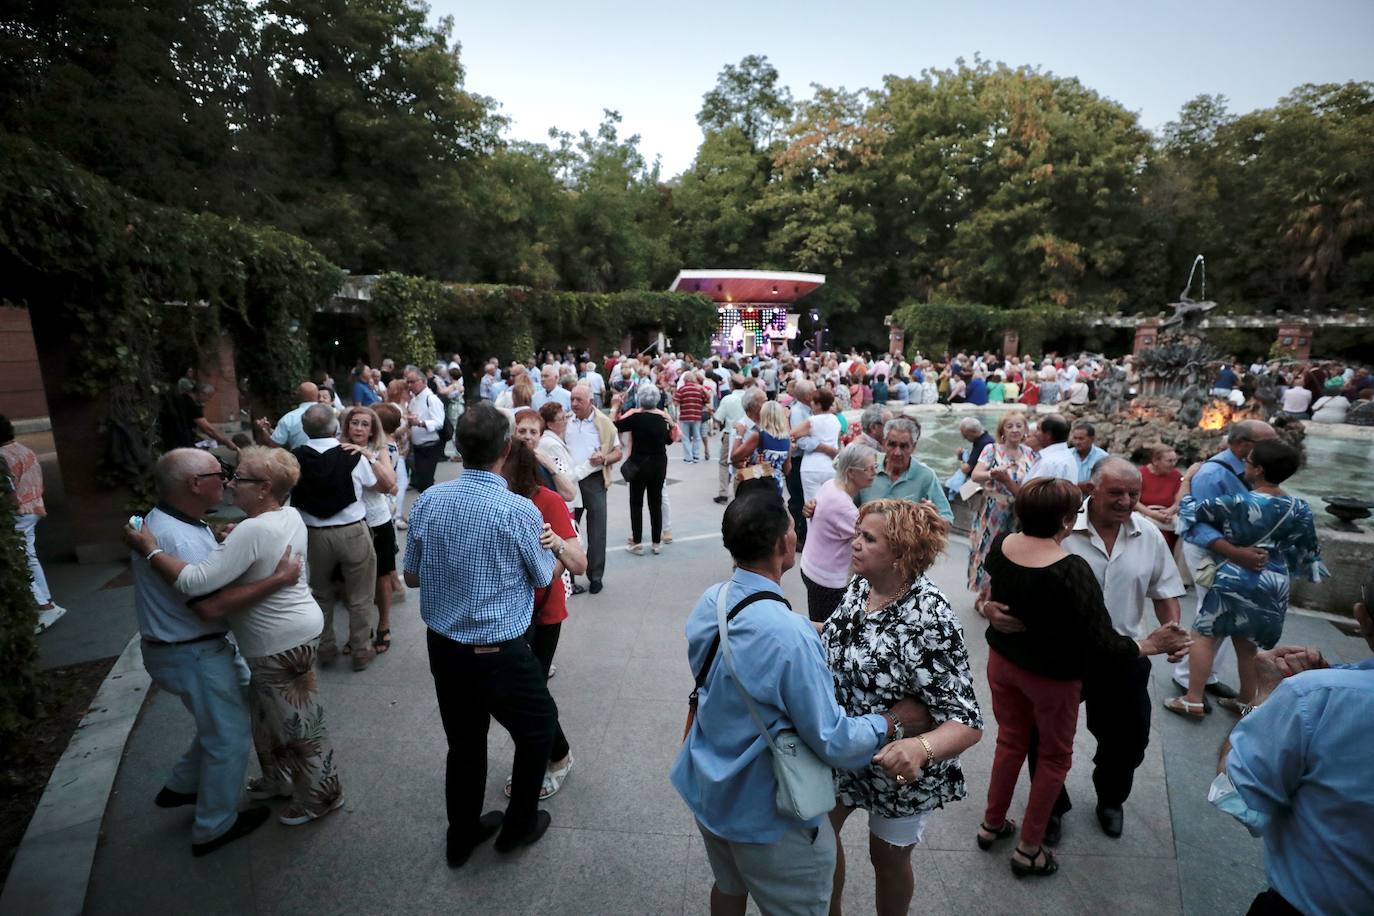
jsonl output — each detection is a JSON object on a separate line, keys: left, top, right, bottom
{"left": 800, "top": 442, "right": 878, "bottom": 622}
{"left": 611, "top": 383, "right": 676, "bottom": 555}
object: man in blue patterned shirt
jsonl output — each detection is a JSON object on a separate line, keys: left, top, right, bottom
{"left": 404, "top": 402, "right": 559, "bottom": 866}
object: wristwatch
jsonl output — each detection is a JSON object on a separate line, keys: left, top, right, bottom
{"left": 885, "top": 712, "right": 905, "bottom": 742}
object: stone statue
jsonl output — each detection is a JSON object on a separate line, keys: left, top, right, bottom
{"left": 1254, "top": 374, "right": 1279, "bottom": 417}
{"left": 1177, "top": 383, "right": 1207, "bottom": 428}
{"left": 1097, "top": 365, "right": 1128, "bottom": 416}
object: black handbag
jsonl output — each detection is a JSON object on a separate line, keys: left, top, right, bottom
{"left": 620, "top": 455, "right": 641, "bottom": 483}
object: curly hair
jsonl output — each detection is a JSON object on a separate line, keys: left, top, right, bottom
{"left": 856, "top": 498, "right": 948, "bottom": 581}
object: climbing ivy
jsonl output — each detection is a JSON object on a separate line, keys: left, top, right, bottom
{"left": 369, "top": 274, "right": 718, "bottom": 370}
{"left": 0, "top": 133, "right": 344, "bottom": 487}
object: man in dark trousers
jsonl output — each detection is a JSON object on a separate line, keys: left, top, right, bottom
{"left": 985, "top": 458, "right": 1186, "bottom": 843}
{"left": 404, "top": 402, "right": 560, "bottom": 866}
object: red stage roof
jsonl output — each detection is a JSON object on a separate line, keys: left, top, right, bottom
{"left": 668, "top": 269, "right": 825, "bottom": 305}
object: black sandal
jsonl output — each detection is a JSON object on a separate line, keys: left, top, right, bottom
{"left": 976, "top": 819, "right": 1016, "bottom": 851}
{"left": 374, "top": 629, "right": 391, "bottom": 654}
{"left": 1010, "top": 845, "right": 1058, "bottom": 878}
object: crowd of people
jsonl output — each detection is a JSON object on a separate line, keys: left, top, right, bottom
{"left": 6, "top": 337, "right": 1361, "bottom": 913}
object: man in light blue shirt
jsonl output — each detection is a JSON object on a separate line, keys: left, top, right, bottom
{"left": 253, "top": 381, "right": 319, "bottom": 450}
{"left": 1172, "top": 420, "right": 1277, "bottom": 695}
{"left": 1210, "top": 601, "right": 1374, "bottom": 916}
{"left": 672, "top": 491, "right": 923, "bottom": 914}
{"left": 1069, "top": 420, "right": 1108, "bottom": 485}
{"left": 531, "top": 364, "right": 573, "bottom": 411}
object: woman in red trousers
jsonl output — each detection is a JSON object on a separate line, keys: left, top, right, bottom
{"left": 975, "top": 479, "right": 1190, "bottom": 877}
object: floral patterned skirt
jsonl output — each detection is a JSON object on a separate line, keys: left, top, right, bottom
{"left": 968, "top": 493, "right": 1014, "bottom": 593}
{"left": 245, "top": 638, "right": 342, "bottom": 815}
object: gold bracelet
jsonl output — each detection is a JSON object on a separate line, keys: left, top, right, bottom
{"left": 915, "top": 733, "right": 935, "bottom": 765}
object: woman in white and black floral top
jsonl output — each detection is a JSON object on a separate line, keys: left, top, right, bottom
{"left": 821, "top": 498, "right": 984, "bottom": 916}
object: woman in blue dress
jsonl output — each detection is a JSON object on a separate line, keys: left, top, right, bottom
{"left": 730, "top": 400, "right": 791, "bottom": 499}
{"left": 1164, "top": 439, "right": 1327, "bottom": 717}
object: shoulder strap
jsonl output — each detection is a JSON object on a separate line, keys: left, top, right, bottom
{"left": 1205, "top": 455, "right": 1245, "bottom": 480}
{"left": 690, "top": 584, "right": 789, "bottom": 697}
{"left": 1255, "top": 498, "right": 1297, "bottom": 547}
{"left": 715, "top": 584, "right": 783, "bottom": 755}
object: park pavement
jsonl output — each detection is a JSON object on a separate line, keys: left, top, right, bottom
{"left": 23, "top": 443, "right": 1370, "bottom": 915}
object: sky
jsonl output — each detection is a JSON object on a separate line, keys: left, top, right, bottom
{"left": 432, "top": 0, "right": 1374, "bottom": 178}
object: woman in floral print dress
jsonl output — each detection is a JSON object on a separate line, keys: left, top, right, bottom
{"left": 967, "top": 412, "right": 1036, "bottom": 596}
{"left": 821, "top": 499, "right": 984, "bottom": 916}
{"left": 131, "top": 447, "right": 343, "bottom": 826}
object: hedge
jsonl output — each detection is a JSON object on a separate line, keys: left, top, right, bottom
{"left": 368, "top": 273, "right": 719, "bottom": 371}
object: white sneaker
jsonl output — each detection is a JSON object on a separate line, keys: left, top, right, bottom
{"left": 34, "top": 605, "right": 67, "bottom": 635}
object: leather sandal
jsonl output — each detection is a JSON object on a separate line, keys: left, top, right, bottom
{"left": 1163, "top": 696, "right": 1207, "bottom": 719}
{"left": 976, "top": 819, "right": 1017, "bottom": 851}
{"left": 1010, "top": 845, "right": 1058, "bottom": 878}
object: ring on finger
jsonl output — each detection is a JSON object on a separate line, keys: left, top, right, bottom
{"left": 895, "top": 774, "right": 907, "bottom": 784}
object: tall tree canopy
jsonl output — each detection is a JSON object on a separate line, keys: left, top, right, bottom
{"left": 3, "top": 7, "right": 1371, "bottom": 349}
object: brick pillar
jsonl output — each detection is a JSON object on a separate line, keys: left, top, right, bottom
{"left": 1134, "top": 318, "right": 1162, "bottom": 355}
{"left": 1275, "top": 324, "right": 1312, "bottom": 361}
{"left": 888, "top": 324, "right": 905, "bottom": 357}
{"left": 0, "top": 302, "right": 50, "bottom": 421}
{"left": 197, "top": 334, "right": 240, "bottom": 426}
{"left": 28, "top": 303, "right": 128, "bottom": 563}
{"left": 366, "top": 327, "right": 382, "bottom": 367}
{"left": 1002, "top": 329, "right": 1019, "bottom": 359}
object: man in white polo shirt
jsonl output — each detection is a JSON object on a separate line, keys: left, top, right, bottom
{"left": 986, "top": 458, "right": 1186, "bottom": 845}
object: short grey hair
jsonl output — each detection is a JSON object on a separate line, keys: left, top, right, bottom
{"left": 834, "top": 442, "right": 877, "bottom": 482}
{"left": 860, "top": 405, "right": 888, "bottom": 435}
{"left": 153, "top": 448, "right": 217, "bottom": 498}
{"left": 635, "top": 383, "right": 661, "bottom": 409}
{"left": 403, "top": 364, "right": 423, "bottom": 379}
{"left": 301, "top": 404, "right": 337, "bottom": 439}
{"left": 1090, "top": 456, "right": 1140, "bottom": 485}
{"left": 742, "top": 387, "right": 765, "bottom": 411}
{"left": 793, "top": 379, "right": 815, "bottom": 401}
{"left": 883, "top": 416, "right": 921, "bottom": 443}
{"left": 958, "top": 417, "right": 984, "bottom": 435}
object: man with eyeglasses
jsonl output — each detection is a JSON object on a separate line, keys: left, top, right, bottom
{"left": 405, "top": 365, "right": 447, "bottom": 491}
{"left": 130, "top": 448, "right": 302, "bottom": 856}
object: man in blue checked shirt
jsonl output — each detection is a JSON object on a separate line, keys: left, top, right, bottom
{"left": 404, "top": 402, "right": 561, "bottom": 866}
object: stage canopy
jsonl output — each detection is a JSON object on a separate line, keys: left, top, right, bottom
{"left": 668, "top": 269, "right": 825, "bottom": 304}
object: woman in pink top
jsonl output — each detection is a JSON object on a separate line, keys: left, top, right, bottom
{"left": 799, "top": 442, "right": 879, "bottom": 622}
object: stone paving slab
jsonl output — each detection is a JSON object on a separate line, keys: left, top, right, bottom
{"left": 51, "top": 447, "right": 1372, "bottom": 915}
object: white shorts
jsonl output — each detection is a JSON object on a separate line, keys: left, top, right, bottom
{"left": 867, "top": 809, "right": 933, "bottom": 848}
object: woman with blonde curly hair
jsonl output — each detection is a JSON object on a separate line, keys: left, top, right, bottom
{"left": 820, "top": 498, "right": 984, "bottom": 915}
{"left": 968, "top": 411, "right": 1036, "bottom": 597}
{"left": 127, "top": 446, "right": 345, "bottom": 827}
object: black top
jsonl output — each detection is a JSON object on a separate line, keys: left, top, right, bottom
{"left": 983, "top": 533, "right": 1139, "bottom": 680}
{"left": 613, "top": 410, "right": 672, "bottom": 461}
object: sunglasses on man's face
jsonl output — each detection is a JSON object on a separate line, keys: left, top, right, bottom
{"left": 194, "top": 470, "right": 230, "bottom": 482}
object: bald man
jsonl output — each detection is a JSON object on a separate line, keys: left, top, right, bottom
{"left": 254, "top": 381, "right": 320, "bottom": 450}
{"left": 1171, "top": 420, "right": 1278, "bottom": 702}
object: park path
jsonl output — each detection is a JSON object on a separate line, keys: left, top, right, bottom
{"left": 63, "top": 452, "right": 1367, "bottom": 915}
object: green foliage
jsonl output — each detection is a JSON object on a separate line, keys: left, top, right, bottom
{"left": 893, "top": 301, "right": 1084, "bottom": 355}
{"left": 369, "top": 274, "right": 717, "bottom": 368}
{"left": 0, "top": 493, "right": 39, "bottom": 751}
{"left": 0, "top": 132, "right": 344, "bottom": 484}
{"left": 696, "top": 55, "right": 794, "bottom": 150}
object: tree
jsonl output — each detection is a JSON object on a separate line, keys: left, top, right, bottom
{"left": 696, "top": 54, "right": 794, "bottom": 150}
